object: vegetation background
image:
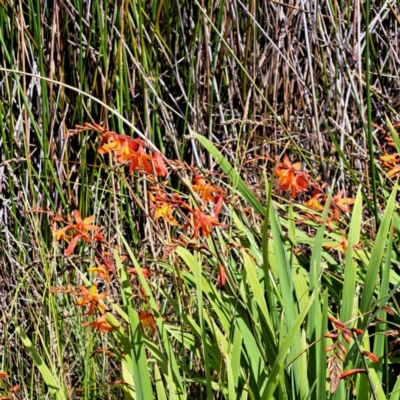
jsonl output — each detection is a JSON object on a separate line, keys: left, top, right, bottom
{"left": 1, "top": 0, "right": 400, "bottom": 399}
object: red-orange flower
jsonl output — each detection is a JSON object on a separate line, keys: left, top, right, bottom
{"left": 214, "top": 194, "right": 224, "bottom": 216}
{"left": 64, "top": 210, "right": 101, "bottom": 256}
{"left": 98, "top": 133, "right": 157, "bottom": 175}
{"left": 324, "top": 236, "right": 348, "bottom": 253}
{"left": 84, "top": 313, "right": 115, "bottom": 333}
{"left": 51, "top": 210, "right": 101, "bottom": 256}
{"left": 218, "top": 263, "right": 226, "bottom": 287}
{"left": 331, "top": 189, "right": 355, "bottom": 221}
{"left": 275, "top": 155, "right": 310, "bottom": 198}
{"left": 387, "top": 166, "right": 400, "bottom": 178}
{"left": 98, "top": 133, "right": 143, "bottom": 163}
{"left": 87, "top": 265, "right": 110, "bottom": 285}
{"left": 153, "top": 151, "right": 168, "bottom": 177}
{"left": 149, "top": 191, "right": 184, "bottom": 226}
{"left": 339, "top": 369, "right": 366, "bottom": 380}
{"left": 153, "top": 202, "right": 179, "bottom": 226}
{"left": 192, "top": 176, "right": 221, "bottom": 203}
{"left": 139, "top": 310, "right": 157, "bottom": 333}
{"left": 363, "top": 351, "right": 379, "bottom": 363}
{"left": 380, "top": 152, "right": 400, "bottom": 168}
{"left": 75, "top": 284, "right": 108, "bottom": 316}
{"left": 128, "top": 144, "right": 154, "bottom": 174}
{"left": 192, "top": 209, "right": 224, "bottom": 239}
{"left": 98, "top": 133, "right": 127, "bottom": 157}
{"left": 304, "top": 190, "right": 324, "bottom": 211}
{"left": 128, "top": 268, "right": 150, "bottom": 279}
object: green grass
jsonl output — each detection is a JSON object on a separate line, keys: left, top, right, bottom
{"left": 2, "top": 1, "right": 400, "bottom": 399}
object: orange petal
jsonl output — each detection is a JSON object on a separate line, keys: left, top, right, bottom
{"left": 73, "top": 209, "right": 82, "bottom": 224}
{"left": 363, "top": 351, "right": 379, "bottom": 362}
{"left": 339, "top": 369, "right": 366, "bottom": 380}
{"left": 218, "top": 264, "right": 226, "bottom": 287}
{"left": 65, "top": 234, "right": 81, "bottom": 257}
{"left": 153, "top": 151, "right": 168, "bottom": 177}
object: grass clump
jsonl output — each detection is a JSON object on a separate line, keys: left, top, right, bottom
{"left": 2, "top": 1, "right": 400, "bottom": 399}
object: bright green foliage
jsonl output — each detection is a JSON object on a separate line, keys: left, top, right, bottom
{"left": 2, "top": 1, "right": 400, "bottom": 399}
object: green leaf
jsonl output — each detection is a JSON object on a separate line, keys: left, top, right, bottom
{"left": 318, "top": 289, "right": 329, "bottom": 400}
{"left": 118, "top": 236, "right": 186, "bottom": 399}
{"left": 176, "top": 247, "right": 213, "bottom": 400}
{"left": 261, "top": 293, "right": 315, "bottom": 400}
{"left": 386, "top": 116, "right": 400, "bottom": 155}
{"left": 373, "top": 223, "right": 394, "bottom": 379}
{"left": 340, "top": 186, "right": 363, "bottom": 326}
{"left": 307, "top": 185, "right": 333, "bottom": 396}
{"left": 155, "top": 364, "right": 168, "bottom": 400}
{"left": 16, "top": 326, "right": 66, "bottom": 400}
{"left": 115, "top": 252, "right": 154, "bottom": 400}
{"left": 268, "top": 193, "right": 308, "bottom": 397}
{"left": 194, "top": 132, "right": 265, "bottom": 214}
{"left": 360, "top": 184, "right": 397, "bottom": 323}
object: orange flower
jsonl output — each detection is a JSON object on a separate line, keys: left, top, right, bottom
{"left": 87, "top": 265, "right": 110, "bottom": 285}
{"left": 128, "top": 144, "right": 154, "bottom": 174}
{"left": 275, "top": 155, "right": 310, "bottom": 198}
{"left": 70, "top": 210, "right": 100, "bottom": 240}
{"left": 51, "top": 210, "right": 101, "bottom": 256}
{"left": 192, "top": 209, "right": 224, "bottom": 239}
{"left": 331, "top": 189, "right": 355, "bottom": 220}
{"left": 304, "top": 190, "right": 324, "bottom": 211}
{"left": 324, "top": 236, "right": 348, "bottom": 253}
{"left": 75, "top": 284, "right": 108, "bottom": 316}
{"left": 139, "top": 310, "right": 157, "bottom": 333}
{"left": 0, "top": 372, "right": 7, "bottom": 380}
{"left": 92, "top": 232, "right": 106, "bottom": 242}
{"left": 153, "top": 151, "right": 168, "bottom": 177}
{"left": 84, "top": 313, "right": 115, "bottom": 333}
{"left": 128, "top": 268, "right": 150, "bottom": 279}
{"left": 149, "top": 191, "right": 183, "bottom": 226}
{"left": 98, "top": 135, "right": 126, "bottom": 156}
{"left": 363, "top": 351, "right": 379, "bottom": 363}
{"left": 218, "top": 263, "right": 226, "bottom": 287}
{"left": 380, "top": 151, "right": 400, "bottom": 178}
{"left": 98, "top": 133, "right": 143, "bottom": 164}
{"left": 386, "top": 164, "right": 400, "bottom": 178}
{"left": 98, "top": 133, "right": 157, "bottom": 175}
{"left": 64, "top": 210, "right": 101, "bottom": 256}
{"left": 115, "top": 137, "right": 144, "bottom": 164}
{"left": 380, "top": 152, "right": 400, "bottom": 168}
{"left": 52, "top": 225, "right": 71, "bottom": 241}
{"left": 154, "top": 203, "right": 179, "bottom": 226}
{"left": 192, "top": 176, "right": 221, "bottom": 203}
{"left": 8, "top": 385, "right": 20, "bottom": 393}
{"left": 339, "top": 369, "right": 366, "bottom": 380}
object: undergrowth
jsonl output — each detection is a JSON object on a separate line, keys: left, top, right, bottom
{"left": 2, "top": 1, "right": 400, "bottom": 399}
